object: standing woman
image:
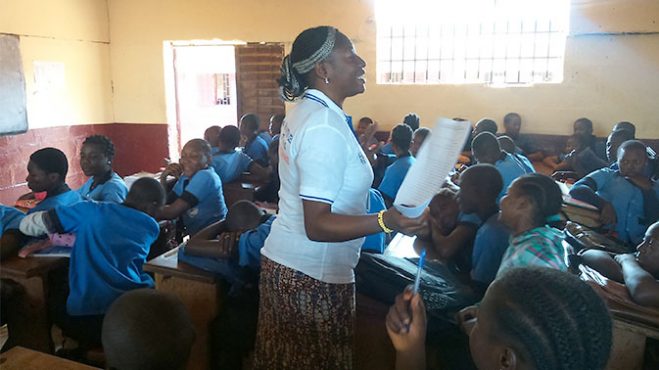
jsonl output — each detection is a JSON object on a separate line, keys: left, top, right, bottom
{"left": 77, "top": 135, "right": 128, "bottom": 203}
{"left": 253, "top": 26, "right": 427, "bottom": 369}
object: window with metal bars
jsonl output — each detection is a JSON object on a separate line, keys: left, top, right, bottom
{"left": 376, "top": 0, "right": 570, "bottom": 86}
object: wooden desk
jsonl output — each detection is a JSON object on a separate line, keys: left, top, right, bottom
{"left": 1, "top": 256, "right": 68, "bottom": 352}
{"left": 0, "top": 346, "right": 98, "bottom": 369}
{"left": 144, "top": 247, "right": 222, "bottom": 370}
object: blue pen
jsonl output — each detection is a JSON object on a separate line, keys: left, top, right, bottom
{"left": 413, "top": 249, "right": 426, "bottom": 295}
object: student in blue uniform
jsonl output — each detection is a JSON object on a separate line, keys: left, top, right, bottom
{"left": 498, "top": 135, "right": 535, "bottom": 174}
{"left": 410, "top": 127, "right": 430, "bottom": 157}
{"left": 76, "top": 135, "right": 128, "bottom": 203}
{"left": 240, "top": 113, "right": 269, "bottom": 165}
{"left": 502, "top": 112, "right": 544, "bottom": 161}
{"left": 159, "top": 139, "right": 228, "bottom": 236}
{"left": 19, "top": 177, "right": 165, "bottom": 349}
{"left": 211, "top": 125, "right": 270, "bottom": 184}
{"left": 1, "top": 205, "right": 26, "bottom": 259}
{"left": 257, "top": 114, "right": 273, "bottom": 146}
{"left": 570, "top": 140, "right": 659, "bottom": 245}
{"left": 269, "top": 113, "right": 284, "bottom": 141}
{"left": 204, "top": 125, "right": 223, "bottom": 155}
{"left": 254, "top": 137, "right": 281, "bottom": 204}
{"left": 379, "top": 124, "right": 415, "bottom": 207}
{"left": 471, "top": 132, "right": 527, "bottom": 201}
{"left": 23, "top": 147, "right": 82, "bottom": 214}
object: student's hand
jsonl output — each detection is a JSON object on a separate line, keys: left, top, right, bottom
{"left": 456, "top": 305, "right": 479, "bottom": 335}
{"left": 216, "top": 231, "right": 239, "bottom": 258}
{"left": 384, "top": 207, "right": 429, "bottom": 236}
{"left": 625, "top": 175, "right": 652, "bottom": 191}
{"left": 386, "top": 286, "right": 426, "bottom": 352}
{"left": 161, "top": 163, "right": 183, "bottom": 181}
{"left": 599, "top": 200, "right": 618, "bottom": 226}
{"left": 614, "top": 253, "right": 637, "bottom": 265}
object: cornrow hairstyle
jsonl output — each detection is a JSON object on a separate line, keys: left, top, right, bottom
{"left": 491, "top": 267, "right": 612, "bottom": 370}
{"left": 513, "top": 174, "right": 563, "bottom": 227}
{"left": 83, "top": 135, "right": 115, "bottom": 161}
{"left": 403, "top": 113, "right": 420, "bottom": 131}
{"left": 279, "top": 26, "right": 338, "bottom": 102}
{"left": 391, "top": 124, "right": 413, "bottom": 152}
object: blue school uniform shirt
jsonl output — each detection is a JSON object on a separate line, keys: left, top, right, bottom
{"left": 51, "top": 201, "right": 158, "bottom": 316}
{"left": 238, "top": 215, "right": 276, "bottom": 270}
{"left": 211, "top": 150, "right": 253, "bottom": 183}
{"left": 258, "top": 131, "right": 272, "bottom": 146}
{"left": 513, "top": 153, "right": 535, "bottom": 174}
{"left": 362, "top": 189, "right": 387, "bottom": 253}
{"left": 379, "top": 155, "right": 415, "bottom": 200}
{"left": 244, "top": 136, "right": 269, "bottom": 165}
{"left": 1, "top": 205, "right": 25, "bottom": 237}
{"left": 28, "top": 189, "right": 82, "bottom": 214}
{"left": 77, "top": 172, "right": 128, "bottom": 203}
{"left": 172, "top": 167, "right": 227, "bottom": 235}
{"left": 471, "top": 213, "right": 511, "bottom": 285}
{"left": 380, "top": 142, "right": 394, "bottom": 155}
{"left": 494, "top": 153, "right": 527, "bottom": 200}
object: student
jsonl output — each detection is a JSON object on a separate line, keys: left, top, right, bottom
{"left": 580, "top": 221, "right": 659, "bottom": 307}
{"left": 498, "top": 135, "right": 535, "bottom": 174}
{"left": 605, "top": 128, "right": 635, "bottom": 164}
{"left": 458, "top": 165, "right": 510, "bottom": 287}
{"left": 410, "top": 127, "right": 430, "bottom": 157}
{"left": 502, "top": 112, "right": 544, "bottom": 161}
{"left": 76, "top": 135, "right": 128, "bottom": 203}
{"left": 403, "top": 112, "right": 420, "bottom": 132}
{"left": 545, "top": 134, "right": 585, "bottom": 172}
{"left": 159, "top": 139, "right": 228, "bottom": 236}
{"left": 19, "top": 177, "right": 165, "bottom": 348}
{"left": 379, "top": 124, "right": 415, "bottom": 206}
{"left": 269, "top": 113, "right": 285, "bottom": 140}
{"left": 471, "top": 132, "right": 526, "bottom": 200}
{"left": 356, "top": 116, "right": 379, "bottom": 149}
{"left": 573, "top": 117, "right": 607, "bottom": 161}
{"left": 204, "top": 125, "right": 223, "bottom": 155}
{"left": 254, "top": 137, "right": 281, "bottom": 204}
{"left": 103, "top": 289, "right": 195, "bottom": 370}
{"left": 0, "top": 205, "right": 26, "bottom": 259}
{"left": 257, "top": 114, "right": 273, "bottom": 145}
{"left": 240, "top": 113, "right": 269, "bottom": 165}
{"left": 570, "top": 140, "right": 659, "bottom": 245}
{"left": 386, "top": 267, "right": 612, "bottom": 370}
{"left": 497, "top": 174, "right": 567, "bottom": 276}
{"left": 211, "top": 125, "right": 270, "bottom": 184}
{"left": 611, "top": 121, "right": 658, "bottom": 178}
{"left": 472, "top": 118, "right": 497, "bottom": 136}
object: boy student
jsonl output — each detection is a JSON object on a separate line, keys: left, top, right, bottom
{"left": 19, "top": 177, "right": 165, "bottom": 348}
{"left": 380, "top": 113, "right": 421, "bottom": 155}
{"left": 570, "top": 140, "right": 659, "bottom": 246}
{"left": 103, "top": 289, "right": 195, "bottom": 370}
{"left": 77, "top": 135, "right": 128, "bottom": 203}
{"left": 356, "top": 116, "right": 379, "bottom": 149}
{"left": 471, "top": 132, "right": 526, "bottom": 200}
{"left": 159, "top": 139, "right": 228, "bottom": 236}
{"left": 204, "top": 125, "right": 223, "bottom": 155}
{"left": 472, "top": 118, "right": 497, "bottom": 136}
{"left": 497, "top": 135, "right": 535, "bottom": 174}
{"left": 211, "top": 125, "right": 270, "bottom": 184}
{"left": 410, "top": 127, "right": 430, "bottom": 157}
{"left": 257, "top": 114, "right": 273, "bottom": 145}
{"left": 269, "top": 113, "right": 285, "bottom": 140}
{"left": 379, "top": 124, "right": 415, "bottom": 207}
{"left": 502, "top": 112, "right": 544, "bottom": 161}
{"left": 240, "top": 113, "right": 269, "bottom": 165}
{"left": 573, "top": 117, "right": 607, "bottom": 161}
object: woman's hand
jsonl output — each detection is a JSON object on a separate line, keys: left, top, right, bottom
{"left": 599, "top": 200, "right": 618, "bottom": 226}
{"left": 383, "top": 207, "right": 429, "bottom": 236}
{"left": 386, "top": 286, "right": 426, "bottom": 351}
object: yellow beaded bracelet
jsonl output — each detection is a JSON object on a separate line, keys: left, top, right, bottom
{"left": 377, "top": 210, "right": 394, "bottom": 234}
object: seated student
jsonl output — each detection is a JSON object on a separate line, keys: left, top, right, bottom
{"left": 497, "top": 174, "right": 567, "bottom": 276}
{"left": 0, "top": 205, "right": 26, "bottom": 259}
{"left": 240, "top": 113, "right": 269, "bottom": 165}
{"left": 19, "top": 177, "right": 165, "bottom": 348}
{"left": 410, "top": 127, "right": 430, "bottom": 157}
{"left": 605, "top": 128, "right": 635, "bottom": 165}
{"left": 612, "top": 121, "right": 657, "bottom": 158}
{"left": 379, "top": 124, "right": 415, "bottom": 207}
{"left": 471, "top": 132, "right": 527, "bottom": 200}
{"left": 570, "top": 140, "right": 659, "bottom": 245}
{"left": 76, "top": 135, "right": 128, "bottom": 203}
{"left": 204, "top": 125, "right": 222, "bottom": 155}
{"left": 502, "top": 112, "right": 544, "bottom": 161}
{"left": 544, "top": 134, "right": 585, "bottom": 172}
{"left": 580, "top": 221, "right": 659, "bottom": 307}
{"left": 497, "top": 135, "right": 535, "bottom": 174}
{"left": 386, "top": 267, "right": 612, "bottom": 370}
{"left": 103, "top": 289, "right": 196, "bottom": 370}
{"left": 257, "top": 114, "right": 273, "bottom": 145}
{"left": 211, "top": 125, "right": 270, "bottom": 184}
{"left": 611, "top": 121, "right": 658, "bottom": 178}
{"left": 380, "top": 113, "right": 421, "bottom": 156}
{"left": 254, "top": 137, "right": 281, "bottom": 204}
{"left": 472, "top": 118, "right": 497, "bottom": 136}
{"left": 574, "top": 117, "right": 607, "bottom": 161}
{"left": 458, "top": 165, "right": 510, "bottom": 287}
{"left": 356, "top": 116, "right": 379, "bottom": 149}
{"left": 269, "top": 113, "right": 285, "bottom": 141}
{"left": 159, "top": 139, "right": 228, "bottom": 236}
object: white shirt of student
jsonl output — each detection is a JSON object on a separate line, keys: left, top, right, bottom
{"left": 261, "top": 89, "right": 374, "bottom": 284}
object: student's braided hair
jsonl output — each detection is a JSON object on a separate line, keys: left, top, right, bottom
{"left": 492, "top": 267, "right": 612, "bottom": 370}
{"left": 513, "top": 174, "right": 563, "bottom": 227}
{"left": 83, "top": 135, "right": 116, "bottom": 161}
{"left": 279, "top": 26, "right": 337, "bottom": 101}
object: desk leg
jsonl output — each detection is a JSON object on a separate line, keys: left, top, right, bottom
{"left": 5, "top": 276, "right": 52, "bottom": 352}
{"left": 154, "top": 274, "right": 221, "bottom": 370}
{"left": 607, "top": 319, "right": 646, "bottom": 370}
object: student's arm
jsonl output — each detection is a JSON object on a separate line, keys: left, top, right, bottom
{"left": 157, "top": 198, "right": 193, "bottom": 220}
{"left": 185, "top": 221, "right": 236, "bottom": 258}
{"left": 247, "top": 161, "right": 272, "bottom": 182}
{"left": 570, "top": 175, "right": 617, "bottom": 226}
{"left": 626, "top": 176, "right": 659, "bottom": 224}
{"left": 429, "top": 223, "right": 477, "bottom": 262}
{"left": 579, "top": 249, "right": 624, "bottom": 283}
{"left": 386, "top": 288, "right": 427, "bottom": 370}
{"left": 615, "top": 254, "right": 659, "bottom": 307}
{"left": 0, "top": 230, "right": 25, "bottom": 260}
{"left": 526, "top": 151, "right": 544, "bottom": 161}
{"left": 160, "top": 163, "right": 183, "bottom": 192}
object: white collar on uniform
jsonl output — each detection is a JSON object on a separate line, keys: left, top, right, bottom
{"left": 303, "top": 89, "right": 349, "bottom": 123}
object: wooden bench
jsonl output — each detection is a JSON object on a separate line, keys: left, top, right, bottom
{"left": 0, "top": 346, "right": 98, "bottom": 369}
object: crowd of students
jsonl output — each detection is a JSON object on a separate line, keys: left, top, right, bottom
{"left": 1, "top": 25, "right": 659, "bottom": 370}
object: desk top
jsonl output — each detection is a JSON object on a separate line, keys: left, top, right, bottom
{"left": 0, "top": 256, "right": 67, "bottom": 280}
{"left": 144, "top": 247, "right": 217, "bottom": 284}
{"left": 0, "top": 346, "right": 98, "bottom": 369}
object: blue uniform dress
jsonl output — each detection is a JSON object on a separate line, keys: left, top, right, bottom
{"left": 471, "top": 213, "right": 511, "bottom": 285}
{"left": 380, "top": 142, "right": 395, "bottom": 155}
{"left": 172, "top": 167, "right": 227, "bottom": 235}
{"left": 50, "top": 202, "right": 158, "bottom": 316}
{"left": 361, "top": 189, "right": 386, "bottom": 253}
{"left": 378, "top": 155, "right": 415, "bottom": 200}
{"left": 570, "top": 168, "right": 659, "bottom": 245}
{"left": 513, "top": 153, "right": 536, "bottom": 174}
{"left": 244, "top": 136, "right": 269, "bottom": 165}
{"left": 211, "top": 150, "right": 254, "bottom": 183}
{"left": 1, "top": 205, "right": 25, "bottom": 236}
{"left": 494, "top": 153, "right": 528, "bottom": 200}
{"left": 258, "top": 131, "right": 272, "bottom": 146}
{"left": 28, "top": 189, "right": 82, "bottom": 214}
{"left": 238, "top": 215, "right": 276, "bottom": 270}
{"left": 77, "top": 172, "right": 128, "bottom": 203}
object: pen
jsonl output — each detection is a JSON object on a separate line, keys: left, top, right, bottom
{"left": 413, "top": 249, "right": 426, "bottom": 295}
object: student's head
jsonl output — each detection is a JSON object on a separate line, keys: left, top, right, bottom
{"left": 429, "top": 188, "right": 460, "bottom": 234}
{"left": 617, "top": 140, "right": 648, "bottom": 178}
{"left": 204, "top": 125, "right": 222, "bottom": 148}
{"left": 239, "top": 114, "right": 260, "bottom": 140}
{"left": 180, "top": 139, "right": 212, "bottom": 178}
{"left": 471, "top": 132, "right": 502, "bottom": 164}
{"left": 269, "top": 114, "right": 285, "bottom": 136}
{"left": 356, "top": 116, "right": 374, "bottom": 136}
{"left": 218, "top": 125, "right": 242, "bottom": 150}
{"left": 573, "top": 117, "right": 593, "bottom": 137}
{"left": 226, "top": 200, "right": 264, "bottom": 232}
{"left": 499, "top": 174, "right": 563, "bottom": 231}
{"left": 497, "top": 135, "right": 516, "bottom": 154}
{"left": 403, "top": 113, "right": 420, "bottom": 131}
{"left": 469, "top": 267, "right": 612, "bottom": 370}
{"left": 606, "top": 129, "right": 634, "bottom": 163}
{"left": 636, "top": 222, "right": 659, "bottom": 277}
{"left": 410, "top": 127, "right": 430, "bottom": 157}
{"left": 473, "top": 118, "right": 498, "bottom": 136}
{"left": 390, "top": 124, "right": 413, "bottom": 155}
{"left": 612, "top": 121, "right": 636, "bottom": 137}
{"left": 80, "top": 135, "right": 115, "bottom": 178}
{"left": 458, "top": 164, "right": 502, "bottom": 215}
{"left": 503, "top": 112, "right": 521, "bottom": 138}
{"left": 268, "top": 137, "right": 280, "bottom": 167}
{"left": 124, "top": 177, "right": 166, "bottom": 217}
{"left": 102, "top": 289, "right": 195, "bottom": 370}
{"left": 26, "top": 147, "right": 69, "bottom": 192}
{"left": 279, "top": 26, "right": 365, "bottom": 101}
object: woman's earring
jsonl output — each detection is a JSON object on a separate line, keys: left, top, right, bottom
{"left": 324, "top": 77, "right": 330, "bottom": 84}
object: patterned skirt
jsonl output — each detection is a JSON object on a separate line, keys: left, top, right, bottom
{"left": 252, "top": 257, "right": 355, "bottom": 370}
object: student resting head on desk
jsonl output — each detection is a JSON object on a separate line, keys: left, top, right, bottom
{"left": 77, "top": 135, "right": 128, "bottom": 203}
{"left": 210, "top": 125, "right": 270, "bottom": 184}
{"left": 23, "top": 147, "right": 82, "bottom": 214}
{"left": 240, "top": 113, "right": 269, "bottom": 166}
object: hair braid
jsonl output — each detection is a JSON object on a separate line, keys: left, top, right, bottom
{"left": 83, "top": 135, "right": 116, "bottom": 161}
